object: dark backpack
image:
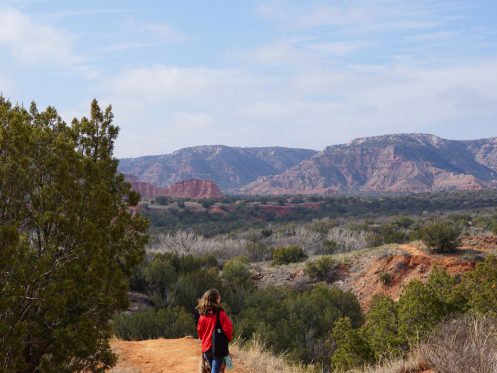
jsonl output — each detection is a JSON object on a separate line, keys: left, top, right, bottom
{"left": 211, "top": 311, "right": 229, "bottom": 357}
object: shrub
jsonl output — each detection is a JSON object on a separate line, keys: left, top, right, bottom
{"left": 272, "top": 245, "right": 308, "bottom": 265}
{"left": 169, "top": 268, "right": 224, "bottom": 312}
{"left": 363, "top": 295, "right": 405, "bottom": 359}
{"left": 419, "top": 314, "right": 497, "bottom": 373}
{"left": 222, "top": 256, "right": 254, "bottom": 313}
{"left": 331, "top": 317, "right": 374, "bottom": 373}
{"left": 237, "top": 285, "right": 363, "bottom": 367}
{"left": 113, "top": 307, "right": 195, "bottom": 340}
{"left": 304, "top": 256, "right": 336, "bottom": 281}
{"left": 459, "top": 255, "right": 497, "bottom": 316}
{"left": 378, "top": 271, "right": 393, "bottom": 286}
{"left": 416, "top": 221, "right": 461, "bottom": 253}
{"left": 245, "top": 241, "right": 271, "bottom": 262}
{"left": 155, "top": 196, "right": 169, "bottom": 205}
{"left": 320, "top": 239, "right": 338, "bottom": 254}
{"left": 397, "top": 280, "right": 448, "bottom": 344}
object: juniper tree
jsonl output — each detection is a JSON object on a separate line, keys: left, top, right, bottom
{"left": 0, "top": 98, "right": 148, "bottom": 372}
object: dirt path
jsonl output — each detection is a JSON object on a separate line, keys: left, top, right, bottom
{"left": 110, "top": 337, "right": 249, "bottom": 373}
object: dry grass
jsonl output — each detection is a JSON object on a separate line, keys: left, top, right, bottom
{"left": 350, "top": 350, "right": 428, "bottom": 373}
{"left": 229, "top": 338, "right": 318, "bottom": 373}
{"left": 419, "top": 314, "right": 497, "bottom": 373}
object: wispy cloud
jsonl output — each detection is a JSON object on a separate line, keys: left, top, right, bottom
{"left": 103, "top": 55, "right": 497, "bottom": 157}
{"left": 0, "top": 8, "right": 78, "bottom": 65}
{"left": 257, "top": 0, "right": 470, "bottom": 32}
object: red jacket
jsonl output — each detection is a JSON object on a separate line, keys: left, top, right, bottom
{"left": 197, "top": 308, "right": 233, "bottom": 352}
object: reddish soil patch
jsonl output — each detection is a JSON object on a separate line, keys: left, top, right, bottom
{"left": 110, "top": 337, "right": 249, "bottom": 373}
{"left": 338, "top": 241, "right": 490, "bottom": 310}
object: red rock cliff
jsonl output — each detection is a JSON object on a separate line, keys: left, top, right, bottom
{"left": 163, "top": 179, "right": 224, "bottom": 199}
{"left": 125, "top": 174, "right": 223, "bottom": 199}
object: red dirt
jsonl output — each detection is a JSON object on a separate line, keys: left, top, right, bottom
{"left": 342, "top": 240, "right": 495, "bottom": 310}
{"left": 110, "top": 337, "right": 250, "bottom": 373}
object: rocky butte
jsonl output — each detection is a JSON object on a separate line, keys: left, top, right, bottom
{"left": 124, "top": 175, "right": 224, "bottom": 199}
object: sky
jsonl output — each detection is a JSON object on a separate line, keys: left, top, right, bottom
{"left": 1, "top": 0, "right": 496, "bottom": 157}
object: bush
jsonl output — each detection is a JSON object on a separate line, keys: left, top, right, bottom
{"left": 113, "top": 307, "right": 195, "bottom": 340}
{"left": 416, "top": 221, "right": 461, "bottom": 253}
{"left": 169, "top": 269, "right": 224, "bottom": 312}
{"left": 419, "top": 314, "right": 497, "bottom": 373}
{"left": 397, "top": 280, "right": 448, "bottom": 344}
{"left": 331, "top": 317, "right": 374, "bottom": 373}
{"left": 245, "top": 241, "right": 271, "bottom": 262}
{"left": 378, "top": 271, "right": 393, "bottom": 286}
{"left": 237, "top": 285, "right": 363, "bottom": 367}
{"left": 304, "top": 256, "right": 336, "bottom": 281}
{"left": 272, "top": 246, "right": 308, "bottom": 265}
{"left": 222, "top": 256, "right": 254, "bottom": 313}
{"left": 363, "top": 295, "right": 405, "bottom": 359}
{"left": 459, "top": 255, "right": 497, "bottom": 316}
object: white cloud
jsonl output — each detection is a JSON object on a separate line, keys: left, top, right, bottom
{"left": 0, "top": 8, "right": 77, "bottom": 64}
{"left": 257, "top": 0, "right": 470, "bottom": 34}
{"left": 105, "top": 57, "right": 497, "bottom": 157}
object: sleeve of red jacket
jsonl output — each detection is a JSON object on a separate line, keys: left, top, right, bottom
{"left": 197, "top": 317, "right": 204, "bottom": 340}
{"left": 220, "top": 311, "right": 233, "bottom": 341}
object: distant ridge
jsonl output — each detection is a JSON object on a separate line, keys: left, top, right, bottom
{"left": 118, "top": 145, "right": 317, "bottom": 192}
{"left": 119, "top": 135, "right": 497, "bottom": 195}
{"left": 241, "top": 134, "right": 497, "bottom": 195}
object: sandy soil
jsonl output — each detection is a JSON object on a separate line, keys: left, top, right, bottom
{"left": 110, "top": 337, "right": 249, "bottom": 373}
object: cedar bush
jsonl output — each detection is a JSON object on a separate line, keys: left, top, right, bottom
{"left": 272, "top": 245, "right": 308, "bottom": 265}
{"left": 415, "top": 221, "right": 461, "bottom": 253}
{"left": 113, "top": 307, "right": 195, "bottom": 340}
{"left": 304, "top": 255, "right": 336, "bottom": 281}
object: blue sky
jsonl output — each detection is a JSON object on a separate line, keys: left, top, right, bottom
{"left": 1, "top": 0, "right": 496, "bottom": 157}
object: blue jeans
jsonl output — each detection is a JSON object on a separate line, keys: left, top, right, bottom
{"left": 203, "top": 351, "right": 224, "bottom": 373}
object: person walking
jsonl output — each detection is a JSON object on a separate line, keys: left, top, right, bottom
{"left": 196, "top": 289, "right": 233, "bottom": 373}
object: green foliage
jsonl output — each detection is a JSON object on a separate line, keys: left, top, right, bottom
{"left": 427, "top": 266, "right": 466, "bottom": 313}
{"left": 113, "top": 307, "right": 195, "bottom": 340}
{"left": 378, "top": 271, "right": 393, "bottom": 286}
{"left": 201, "top": 199, "right": 215, "bottom": 208}
{"left": 222, "top": 256, "right": 254, "bottom": 313}
{"left": 363, "top": 295, "right": 405, "bottom": 359}
{"left": 170, "top": 268, "right": 223, "bottom": 312}
{"left": 321, "top": 239, "right": 338, "bottom": 254}
{"left": 331, "top": 317, "right": 374, "bottom": 373}
{"left": 304, "top": 255, "right": 336, "bottom": 281}
{"left": 237, "top": 285, "right": 363, "bottom": 367}
{"left": 0, "top": 98, "right": 148, "bottom": 372}
{"left": 416, "top": 221, "right": 461, "bottom": 253}
{"left": 377, "top": 223, "right": 408, "bottom": 244}
{"left": 143, "top": 256, "right": 177, "bottom": 306}
{"left": 460, "top": 255, "right": 497, "bottom": 316}
{"left": 272, "top": 245, "right": 308, "bottom": 265}
{"left": 222, "top": 256, "right": 252, "bottom": 287}
{"left": 155, "top": 196, "right": 169, "bottom": 205}
{"left": 397, "top": 280, "right": 448, "bottom": 344}
{"left": 245, "top": 240, "right": 271, "bottom": 262}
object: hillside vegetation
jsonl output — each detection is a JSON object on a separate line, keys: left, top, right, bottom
{"left": 114, "top": 193, "right": 497, "bottom": 372}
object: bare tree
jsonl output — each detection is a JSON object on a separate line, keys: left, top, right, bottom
{"left": 326, "top": 227, "right": 371, "bottom": 252}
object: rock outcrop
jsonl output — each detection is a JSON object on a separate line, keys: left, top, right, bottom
{"left": 164, "top": 179, "right": 224, "bottom": 199}
{"left": 125, "top": 175, "right": 223, "bottom": 199}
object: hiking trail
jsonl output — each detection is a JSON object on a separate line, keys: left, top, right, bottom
{"left": 110, "top": 337, "right": 250, "bottom": 373}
